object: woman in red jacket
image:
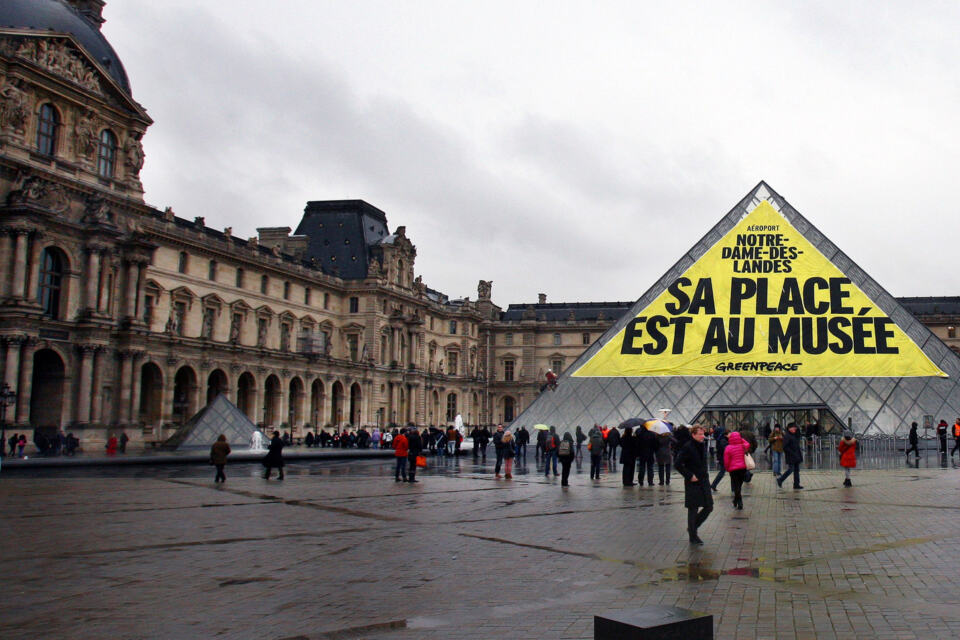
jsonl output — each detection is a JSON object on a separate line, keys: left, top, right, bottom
{"left": 393, "top": 429, "right": 409, "bottom": 482}
{"left": 722, "top": 431, "right": 751, "bottom": 510}
{"left": 838, "top": 431, "right": 857, "bottom": 487}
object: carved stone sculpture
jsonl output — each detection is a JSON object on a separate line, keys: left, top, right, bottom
{"left": 477, "top": 280, "right": 492, "bottom": 299}
{"left": 74, "top": 110, "right": 97, "bottom": 159}
{"left": 7, "top": 175, "right": 69, "bottom": 213}
{"left": 14, "top": 39, "right": 101, "bottom": 94}
{"left": 0, "top": 78, "right": 29, "bottom": 134}
{"left": 124, "top": 135, "right": 145, "bottom": 176}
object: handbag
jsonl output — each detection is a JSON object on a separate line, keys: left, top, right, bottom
{"left": 415, "top": 455, "right": 427, "bottom": 468}
{"left": 744, "top": 451, "right": 756, "bottom": 470}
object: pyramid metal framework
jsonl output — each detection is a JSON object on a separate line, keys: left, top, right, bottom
{"left": 514, "top": 183, "right": 960, "bottom": 435}
{"left": 163, "top": 394, "right": 259, "bottom": 449}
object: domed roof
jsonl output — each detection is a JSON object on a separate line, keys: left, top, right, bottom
{"left": 0, "top": 0, "right": 131, "bottom": 94}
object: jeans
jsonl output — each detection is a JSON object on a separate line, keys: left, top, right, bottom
{"left": 729, "top": 468, "right": 746, "bottom": 504}
{"left": 657, "top": 463, "right": 671, "bottom": 484}
{"left": 447, "top": 440, "right": 457, "bottom": 456}
{"left": 544, "top": 450, "right": 558, "bottom": 475}
{"left": 639, "top": 459, "right": 655, "bottom": 485}
{"left": 395, "top": 456, "right": 408, "bottom": 481}
{"left": 516, "top": 443, "right": 526, "bottom": 459}
{"left": 590, "top": 454, "right": 602, "bottom": 479}
{"left": 407, "top": 454, "right": 418, "bottom": 481}
{"left": 495, "top": 450, "right": 504, "bottom": 474}
{"left": 711, "top": 460, "right": 725, "bottom": 489}
{"left": 778, "top": 462, "right": 801, "bottom": 487}
{"left": 771, "top": 451, "right": 783, "bottom": 475}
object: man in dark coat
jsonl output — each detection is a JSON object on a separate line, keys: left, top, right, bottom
{"left": 262, "top": 431, "right": 285, "bottom": 480}
{"left": 776, "top": 422, "right": 803, "bottom": 489}
{"left": 636, "top": 428, "right": 657, "bottom": 486}
{"left": 606, "top": 426, "right": 621, "bottom": 462}
{"left": 406, "top": 423, "right": 423, "bottom": 483}
{"left": 674, "top": 425, "right": 712, "bottom": 544}
{"left": 619, "top": 427, "right": 637, "bottom": 486}
{"left": 492, "top": 424, "right": 505, "bottom": 478}
{"left": 709, "top": 425, "right": 728, "bottom": 492}
{"left": 516, "top": 426, "right": 529, "bottom": 460}
{"left": 906, "top": 421, "right": 920, "bottom": 457}
{"left": 936, "top": 420, "right": 948, "bottom": 453}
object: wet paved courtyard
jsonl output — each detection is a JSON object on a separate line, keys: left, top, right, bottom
{"left": 3, "top": 452, "right": 960, "bottom": 639}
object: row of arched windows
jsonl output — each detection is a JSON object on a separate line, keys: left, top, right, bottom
{"left": 35, "top": 103, "right": 117, "bottom": 179}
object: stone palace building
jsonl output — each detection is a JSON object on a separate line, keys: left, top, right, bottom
{"left": 1, "top": 0, "right": 957, "bottom": 449}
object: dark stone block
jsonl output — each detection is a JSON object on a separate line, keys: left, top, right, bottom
{"left": 595, "top": 606, "right": 713, "bottom": 640}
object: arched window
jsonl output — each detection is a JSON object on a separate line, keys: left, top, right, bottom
{"left": 38, "top": 248, "right": 65, "bottom": 318}
{"left": 446, "top": 393, "right": 458, "bottom": 422}
{"left": 36, "top": 103, "right": 59, "bottom": 156}
{"left": 97, "top": 129, "right": 117, "bottom": 178}
{"left": 177, "top": 251, "right": 188, "bottom": 274}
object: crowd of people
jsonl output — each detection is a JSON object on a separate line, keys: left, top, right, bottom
{"left": 2, "top": 429, "right": 82, "bottom": 458}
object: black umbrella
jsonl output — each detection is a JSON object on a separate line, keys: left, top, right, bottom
{"left": 618, "top": 418, "right": 647, "bottom": 430}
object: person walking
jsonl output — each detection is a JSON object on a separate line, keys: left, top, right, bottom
{"left": 937, "top": 420, "right": 948, "bottom": 454}
{"left": 723, "top": 431, "right": 751, "bottom": 509}
{"left": 575, "top": 426, "right": 586, "bottom": 458}
{"left": 838, "top": 431, "right": 857, "bottom": 486}
{"left": 17, "top": 433, "right": 26, "bottom": 458}
{"left": 675, "top": 425, "right": 713, "bottom": 544}
{"left": 619, "top": 427, "right": 637, "bottom": 486}
{"left": 606, "top": 426, "right": 621, "bottom": 463}
{"left": 493, "top": 424, "right": 506, "bottom": 478}
{"left": 637, "top": 427, "right": 657, "bottom": 486}
{"left": 516, "top": 425, "right": 528, "bottom": 460}
{"left": 406, "top": 424, "right": 423, "bottom": 483}
{"left": 263, "top": 431, "right": 285, "bottom": 480}
{"left": 709, "top": 424, "right": 728, "bottom": 492}
{"left": 210, "top": 434, "right": 231, "bottom": 483}
{"left": 535, "top": 427, "right": 546, "bottom": 461}
{"left": 768, "top": 426, "right": 784, "bottom": 475}
{"left": 655, "top": 432, "right": 673, "bottom": 485}
{"left": 119, "top": 431, "right": 129, "bottom": 454}
{"left": 502, "top": 430, "right": 515, "bottom": 479}
{"left": 952, "top": 419, "right": 960, "bottom": 457}
{"left": 393, "top": 428, "right": 409, "bottom": 482}
{"left": 588, "top": 427, "right": 604, "bottom": 480}
{"left": 905, "top": 421, "right": 920, "bottom": 457}
{"left": 776, "top": 423, "right": 803, "bottom": 490}
{"left": 558, "top": 432, "right": 576, "bottom": 487}
{"left": 543, "top": 426, "right": 559, "bottom": 477}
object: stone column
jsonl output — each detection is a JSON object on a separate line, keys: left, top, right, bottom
{"left": 25, "top": 231, "right": 43, "bottom": 305}
{"left": 4, "top": 336, "right": 22, "bottom": 393}
{"left": 75, "top": 345, "right": 95, "bottom": 424}
{"left": 160, "top": 358, "right": 177, "bottom": 427}
{"left": 129, "top": 352, "right": 143, "bottom": 425}
{"left": 89, "top": 348, "right": 104, "bottom": 424}
{"left": 117, "top": 351, "right": 133, "bottom": 425}
{"left": 0, "top": 233, "right": 12, "bottom": 299}
{"left": 98, "top": 256, "right": 114, "bottom": 315}
{"left": 10, "top": 230, "right": 28, "bottom": 300}
{"left": 84, "top": 249, "right": 101, "bottom": 313}
{"left": 125, "top": 261, "right": 140, "bottom": 319}
{"left": 15, "top": 339, "right": 36, "bottom": 424}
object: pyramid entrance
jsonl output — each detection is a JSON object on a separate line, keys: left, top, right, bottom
{"left": 514, "top": 183, "right": 960, "bottom": 435}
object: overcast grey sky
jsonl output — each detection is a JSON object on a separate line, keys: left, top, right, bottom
{"left": 103, "top": 1, "right": 960, "bottom": 306}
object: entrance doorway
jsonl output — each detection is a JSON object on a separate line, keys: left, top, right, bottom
{"left": 694, "top": 405, "right": 843, "bottom": 435}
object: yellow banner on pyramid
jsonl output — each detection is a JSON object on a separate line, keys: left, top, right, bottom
{"left": 574, "top": 202, "right": 946, "bottom": 378}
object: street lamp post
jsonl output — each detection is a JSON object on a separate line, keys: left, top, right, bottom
{"left": 0, "top": 383, "right": 16, "bottom": 457}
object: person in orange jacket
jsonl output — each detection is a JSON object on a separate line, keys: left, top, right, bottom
{"left": 837, "top": 430, "right": 857, "bottom": 487}
{"left": 393, "top": 428, "right": 409, "bottom": 482}
{"left": 951, "top": 419, "right": 960, "bottom": 457}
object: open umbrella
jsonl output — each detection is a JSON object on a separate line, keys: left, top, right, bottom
{"left": 533, "top": 424, "right": 550, "bottom": 430}
{"left": 644, "top": 419, "right": 674, "bottom": 434}
{"left": 618, "top": 418, "right": 646, "bottom": 430}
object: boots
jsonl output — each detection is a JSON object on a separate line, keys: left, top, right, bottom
{"left": 843, "top": 478, "right": 852, "bottom": 487}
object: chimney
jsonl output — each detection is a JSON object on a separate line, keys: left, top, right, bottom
{"left": 538, "top": 293, "right": 547, "bottom": 304}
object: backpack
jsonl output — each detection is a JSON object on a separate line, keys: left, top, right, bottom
{"left": 589, "top": 433, "right": 603, "bottom": 453}
{"left": 558, "top": 440, "right": 572, "bottom": 457}
{"left": 544, "top": 435, "right": 557, "bottom": 452}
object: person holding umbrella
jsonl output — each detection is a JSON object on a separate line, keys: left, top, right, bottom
{"left": 675, "top": 425, "right": 713, "bottom": 544}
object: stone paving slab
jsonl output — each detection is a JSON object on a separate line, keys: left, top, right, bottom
{"left": 2, "top": 455, "right": 960, "bottom": 639}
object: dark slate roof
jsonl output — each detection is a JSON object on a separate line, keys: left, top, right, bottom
{"left": 294, "top": 200, "right": 389, "bottom": 280}
{"left": 896, "top": 297, "right": 960, "bottom": 317}
{"left": 500, "top": 301, "right": 634, "bottom": 323}
{"left": 0, "top": 0, "right": 131, "bottom": 94}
